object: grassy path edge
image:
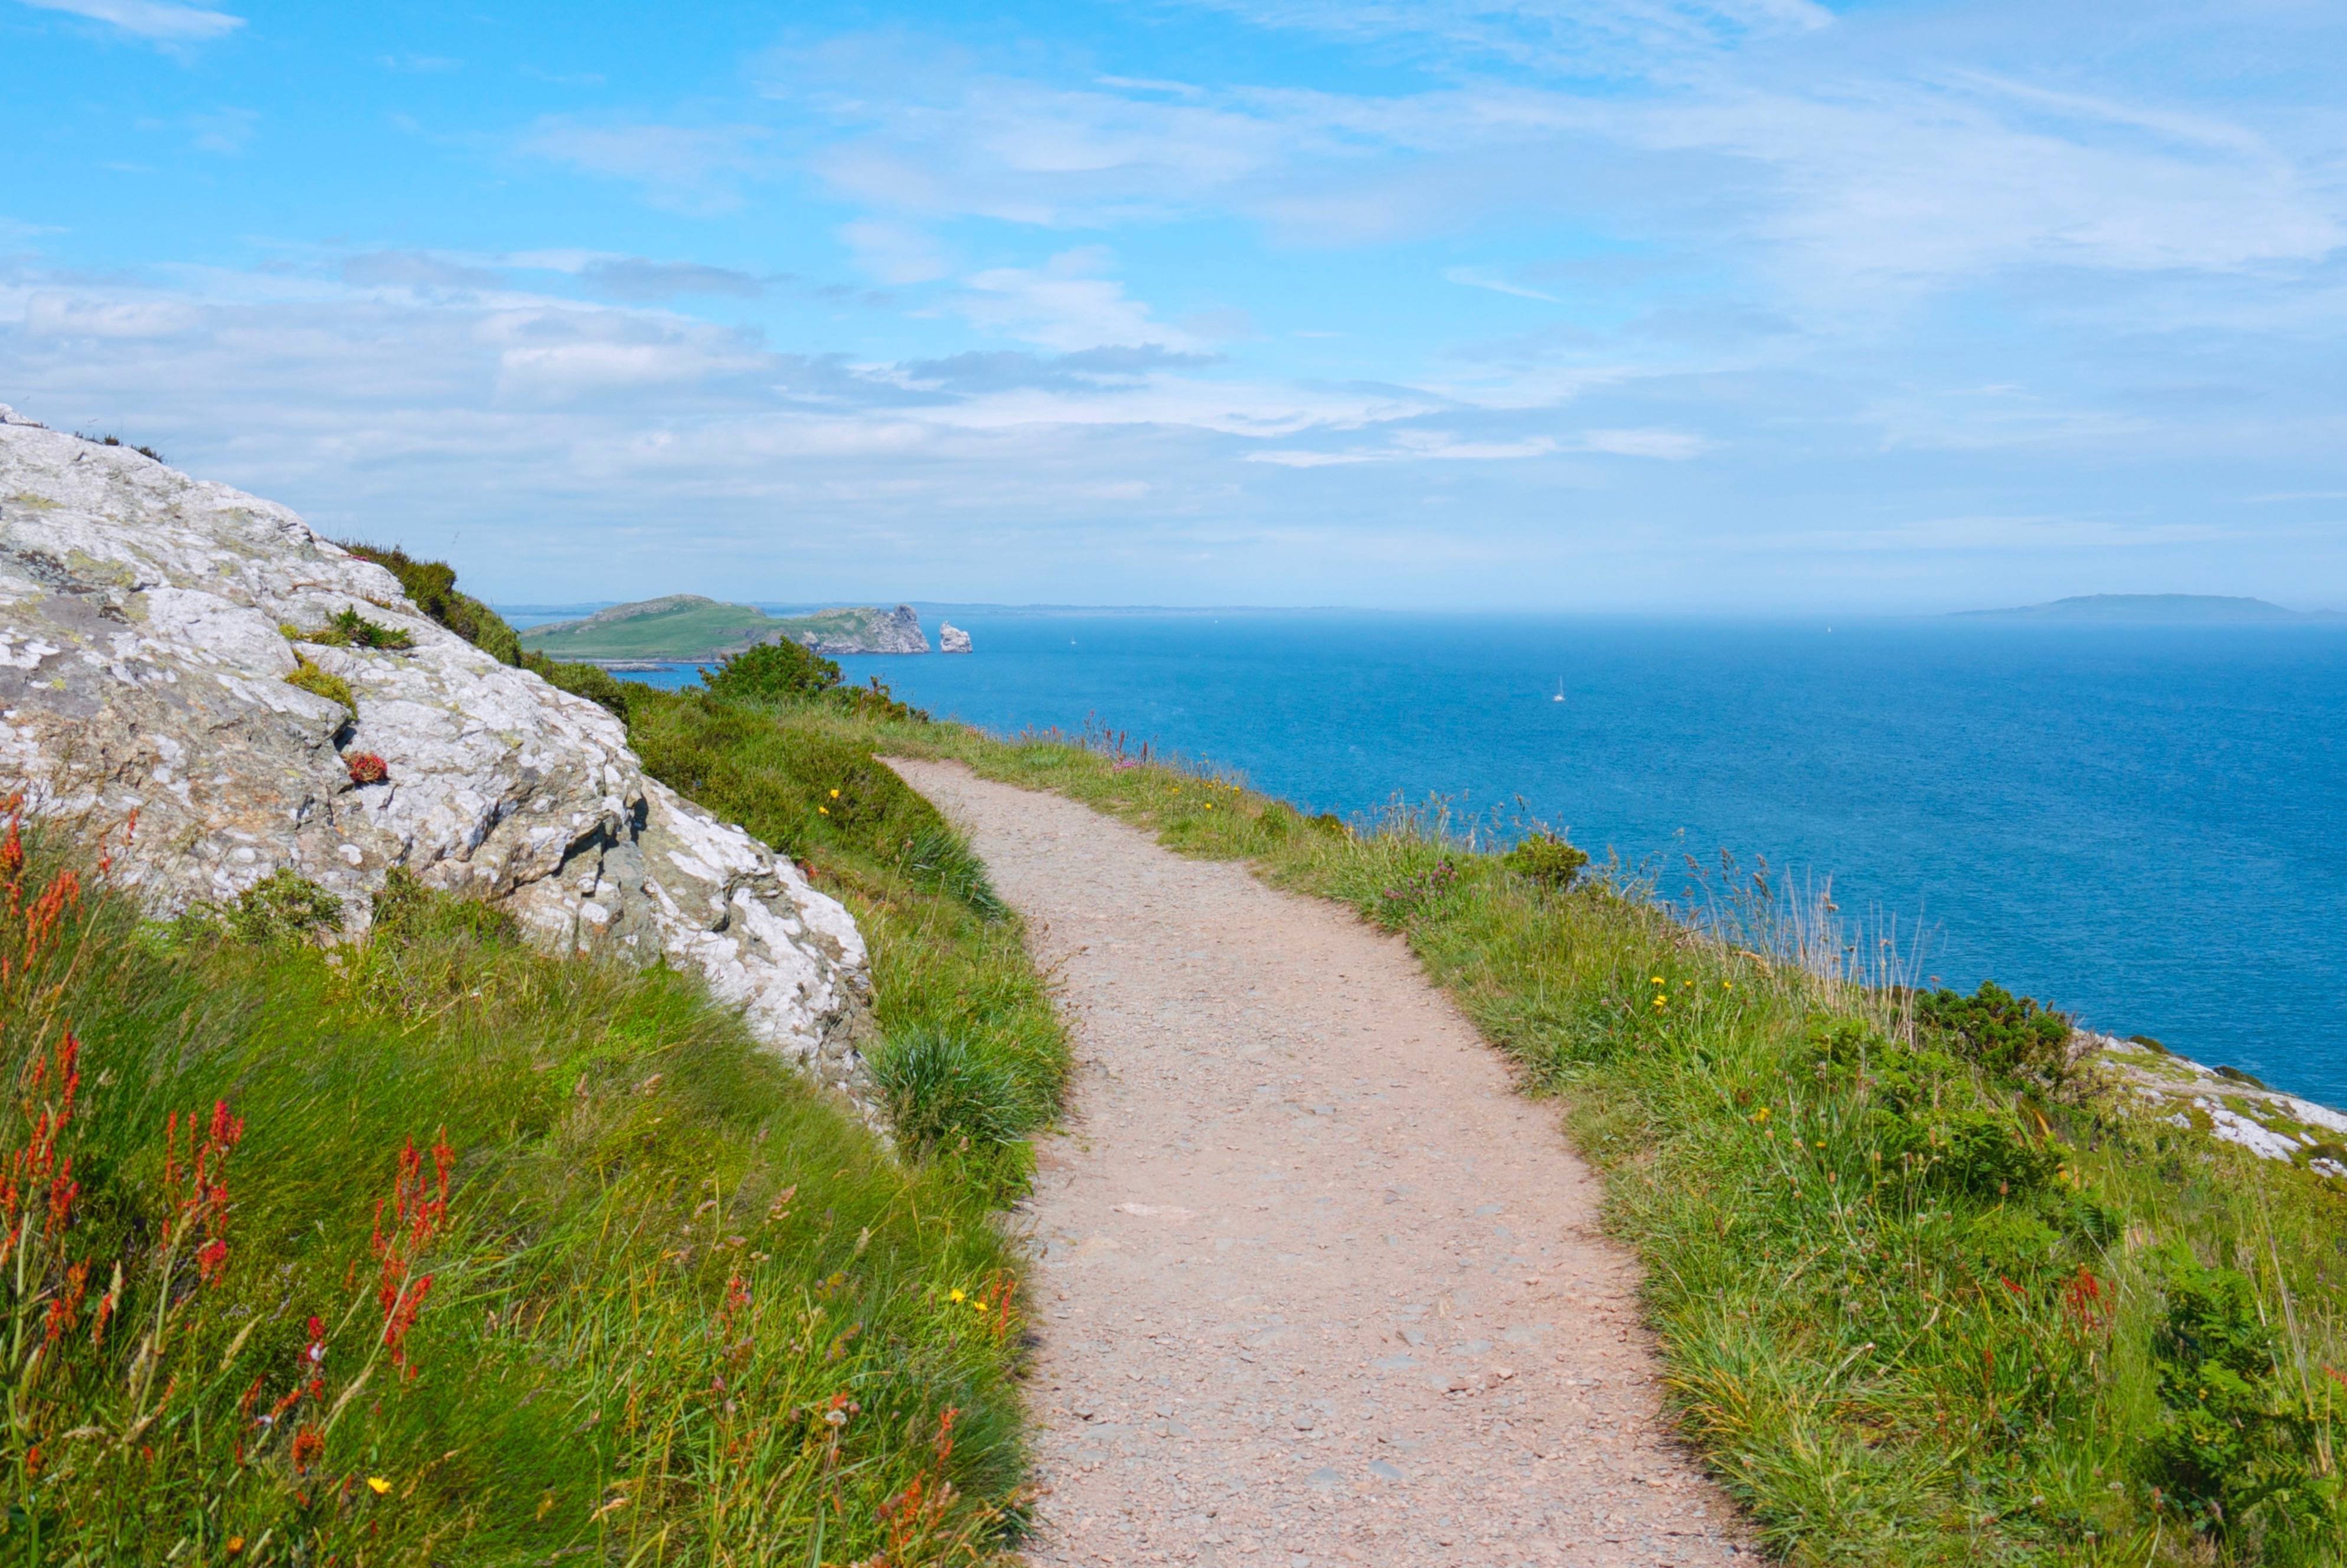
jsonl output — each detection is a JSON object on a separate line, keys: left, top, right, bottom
{"left": 861, "top": 717, "right": 2347, "bottom": 1568}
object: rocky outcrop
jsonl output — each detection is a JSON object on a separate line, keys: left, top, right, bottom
{"left": 805, "top": 605, "right": 928, "bottom": 655}
{"left": 939, "top": 621, "right": 972, "bottom": 654}
{"left": 0, "top": 406, "right": 881, "bottom": 1121}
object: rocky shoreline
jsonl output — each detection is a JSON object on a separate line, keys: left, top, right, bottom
{"left": 2079, "top": 1031, "right": 2347, "bottom": 1177}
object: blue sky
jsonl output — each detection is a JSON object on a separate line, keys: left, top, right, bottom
{"left": 2, "top": 0, "right": 2343, "bottom": 610}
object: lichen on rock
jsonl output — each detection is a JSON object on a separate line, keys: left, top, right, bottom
{"left": 0, "top": 404, "right": 880, "bottom": 1123}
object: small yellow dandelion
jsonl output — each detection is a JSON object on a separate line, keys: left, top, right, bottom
{"left": 1651, "top": 975, "right": 1665, "bottom": 985}
{"left": 948, "top": 1288, "right": 967, "bottom": 1304}
{"left": 1752, "top": 1107, "right": 1770, "bottom": 1122}
{"left": 1205, "top": 802, "right": 1215, "bottom": 810}
{"left": 971, "top": 1297, "right": 988, "bottom": 1313}
{"left": 818, "top": 805, "right": 830, "bottom": 815}
{"left": 829, "top": 788, "right": 840, "bottom": 799}
{"left": 1722, "top": 980, "right": 1733, "bottom": 989}
{"left": 367, "top": 1476, "right": 392, "bottom": 1495}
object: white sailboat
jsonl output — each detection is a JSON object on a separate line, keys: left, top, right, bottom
{"left": 1551, "top": 677, "right": 1565, "bottom": 703}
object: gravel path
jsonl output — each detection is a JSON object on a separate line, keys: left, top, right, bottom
{"left": 889, "top": 761, "right": 1749, "bottom": 1567}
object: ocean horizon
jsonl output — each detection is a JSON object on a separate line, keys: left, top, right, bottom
{"left": 565, "top": 609, "right": 2347, "bottom": 1110}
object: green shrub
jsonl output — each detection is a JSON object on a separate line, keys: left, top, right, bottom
{"left": 282, "top": 654, "right": 355, "bottom": 716}
{"left": 283, "top": 606, "right": 414, "bottom": 651}
{"left": 704, "top": 638, "right": 842, "bottom": 702}
{"left": 1914, "top": 979, "right": 2072, "bottom": 1080}
{"left": 206, "top": 868, "right": 345, "bottom": 945}
{"left": 339, "top": 541, "right": 524, "bottom": 666}
{"left": 521, "top": 651, "right": 633, "bottom": 720}
{"left": 873, "top": 1029, "right": 1029, "bottom": 1155}
{"left": 369, "top": 864, "right": 517, "bottom": 945}
{"left": 1922, "top": 1108, "right": 2059, "bottom": 1199}
{"left": 1504, "top": 830, "right": 1590, "bottom": 890}
{"left": 2150, "top": 1256, "right": 2342, "bottom": 1554}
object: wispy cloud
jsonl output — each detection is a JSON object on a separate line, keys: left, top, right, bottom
{"left": 518, "top": 120, "right": 772, "bottom": 214}
{"left": 17, "top": 0, "right": 241, "bottom": 42}
{"left": 1578, "top": 427, "right": 1706, "bottom": 459}
{"left": 1443, "top": 266, "right": 1558, "bottom": 303}
{"left": 957, "top": 249, "right": 1200, "bottom": 352}
{"left": 840, "top": 220, "right": 949, "bottom": 286}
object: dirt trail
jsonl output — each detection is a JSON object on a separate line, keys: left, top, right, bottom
{"left": 889, "top": 761, "right": 1748, "bottom": 1567}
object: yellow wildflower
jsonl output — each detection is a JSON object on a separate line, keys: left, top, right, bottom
{"left": 367, "top": 1476, "right": 392, "bottom": 1495}
{"left": 948, "top": 1288, "right": 967, "bottom": 1304}
{"left": 1752, "top": 1107, "right": 1770, "bottom": 1122}
{"left": 818, "top": 805, "right": 829, "bottom": 815}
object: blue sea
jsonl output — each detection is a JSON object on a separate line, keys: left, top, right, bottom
{"left": 613, "top": 612, "right": 2347, "bottom": 1108}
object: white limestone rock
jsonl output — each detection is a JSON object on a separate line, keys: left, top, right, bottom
{"left": 939, "top": 620, "right": 972, "bottom": 654}
{"left": 0, "top": 410, "right": 879, "bottom": 1118}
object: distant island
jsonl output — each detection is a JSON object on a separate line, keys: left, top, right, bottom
{"left": 1953, "top": 593, "right": 2342, "bottom": 625}
{"left": 520, "top": 595, "right": 932, "bottom": 664}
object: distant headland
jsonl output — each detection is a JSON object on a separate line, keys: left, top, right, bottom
{"left": 1953, "top": 593, "right": 2343, "bottom": 624}
{"left": 519, "top": 594, "right": 938, "bottom": 664}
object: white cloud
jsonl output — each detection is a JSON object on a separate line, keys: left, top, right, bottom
{"left": 518, "top": 120, "right": 771, "bottom": 214}
{"left": 16, "top": 0, "right": 241, "bottom": 41}
{"left": 958, "top": 249, "right": 1200, "bottom": 352}
{"left": 840, "top": 220, "right": 949, "bottom": 285}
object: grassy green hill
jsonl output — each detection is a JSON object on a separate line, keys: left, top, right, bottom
{"left": 520, "top": 596, "right": 910, "bottom": 662}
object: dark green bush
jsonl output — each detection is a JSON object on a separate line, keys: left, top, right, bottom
{"left": 1504, "top": 831, "right": 1590, "bottom": 890}
{"left": 2150, "top": 1255, "right": 2341, "bottom": 1554}
{"left": 1915, "top": 979, "right": 2072, "bottom": 1080}
{"left": 704, "top": 639, "right": 842, "bottom": 703}
{"left": 521, "top": 651, "right": 634, "bottom": 720}
{"left": 340, "top": 542, "right": 524, "bottom": 666}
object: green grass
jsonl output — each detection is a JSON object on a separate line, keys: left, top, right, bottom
{"left": 624, "top": 688, "right": 1063, "bottom": 1197}
{"left": 823, "top": 715, "right": 2347, "bottom": 1568}
{"left": 0, "top": 827, "right": 1034, "bottom": 1564}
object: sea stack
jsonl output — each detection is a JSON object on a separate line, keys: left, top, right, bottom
{"left": 940, "top": 620, "right": 972, "bottom": 654}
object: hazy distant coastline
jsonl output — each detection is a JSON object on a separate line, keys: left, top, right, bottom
{"left": 1953, "top": 592, "right": 2344, "bottom": 625}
